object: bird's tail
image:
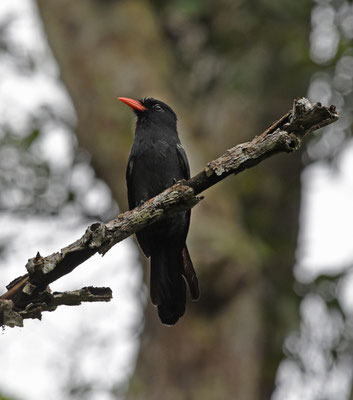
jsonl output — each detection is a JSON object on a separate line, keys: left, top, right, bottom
{"left": 150, "top": 245, "right": 198, "bottom": 325}
{"left": 181, "top": 246, "right": 200, "bottom": 301}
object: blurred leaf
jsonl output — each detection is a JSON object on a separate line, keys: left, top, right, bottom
{"left": 0, "top": 393, "right": 18, "bottom": 400}
{"left": 22, "top": 129, "right": 40, "bottom": 149}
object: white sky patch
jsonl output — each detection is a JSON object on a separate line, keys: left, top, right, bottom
{"left": 338, "top": 271, "right": 353, "bottom": 313}
{"left": 0, "top": 72, "right": 72, "bottom": 118}
{"left": 0, "top": 0, "right": 75, "bottom": 134}
{"left": 80, "top": 179, "right": 114, "bottom": 217}
{"left": 33, "top": 123, "right": 75, "bottom": 170}
{"left": 297, "top": 146, "right": 353, "bottom": 276}
{"left": 0, "top": 0, "right": 58, "bottom": 79}
{"left": 70, "top": 163, "right": 96, "bottom": 192}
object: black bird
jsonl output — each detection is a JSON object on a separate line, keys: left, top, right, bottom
{"left": 119, "top": 97, "right": 199, "bottom": 325}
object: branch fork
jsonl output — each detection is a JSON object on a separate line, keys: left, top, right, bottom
{"left": 0, "top": 98, "right": 339, "bottom": 328}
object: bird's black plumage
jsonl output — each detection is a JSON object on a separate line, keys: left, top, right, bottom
{"left": 121, "top": 97, "right": 199, "bottom": 325}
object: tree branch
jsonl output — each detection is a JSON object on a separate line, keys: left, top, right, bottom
{"left": 0, "top": 287, "right": 112, "bottom": 327}
{"left": 0, "top": 98, "right": 339, "bottom": 328}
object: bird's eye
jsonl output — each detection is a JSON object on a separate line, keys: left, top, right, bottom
{"left": 153, "top": 104, "right": 163, "bottom": 112}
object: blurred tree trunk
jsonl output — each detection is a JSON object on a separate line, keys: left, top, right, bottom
{"left": 36, "top": 1, "right": 314, "bottom": 399}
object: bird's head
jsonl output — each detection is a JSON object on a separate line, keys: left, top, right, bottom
{"left": 118, "top": 97, "right": 177, "bottom": 130}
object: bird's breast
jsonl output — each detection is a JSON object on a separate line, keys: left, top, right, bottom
{"left": 129, "top": 138, "right": 183, "bottom": 201}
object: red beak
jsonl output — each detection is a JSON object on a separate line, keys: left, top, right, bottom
{"left": 118, "top": 97, "right": 147, "bottom": 111}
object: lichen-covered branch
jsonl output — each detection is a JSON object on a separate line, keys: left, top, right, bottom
{"left": 0, "top": 98, "right": 339, "bottom": 328}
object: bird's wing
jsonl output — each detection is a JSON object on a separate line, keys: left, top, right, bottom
{"left": 176, "top": 143, "right": 190, "bottom": 180}
{"left": 126, "top": 154, "right": 151, "bottom": 256}
{"left": 126, "top": 155, "right": 136, "bottom": 210}
{"left": 182, "top": 246, "right": 200, "bottom": 301}
{"left": 176, "top": 142, "right": 191, "bottom": 235}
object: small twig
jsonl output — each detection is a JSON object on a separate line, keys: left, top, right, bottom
{"left": 0, "top": 98, "right": 339, "bottom": 328}
{"left": 0, "top": 287, "right": 112, "bottom": 327}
